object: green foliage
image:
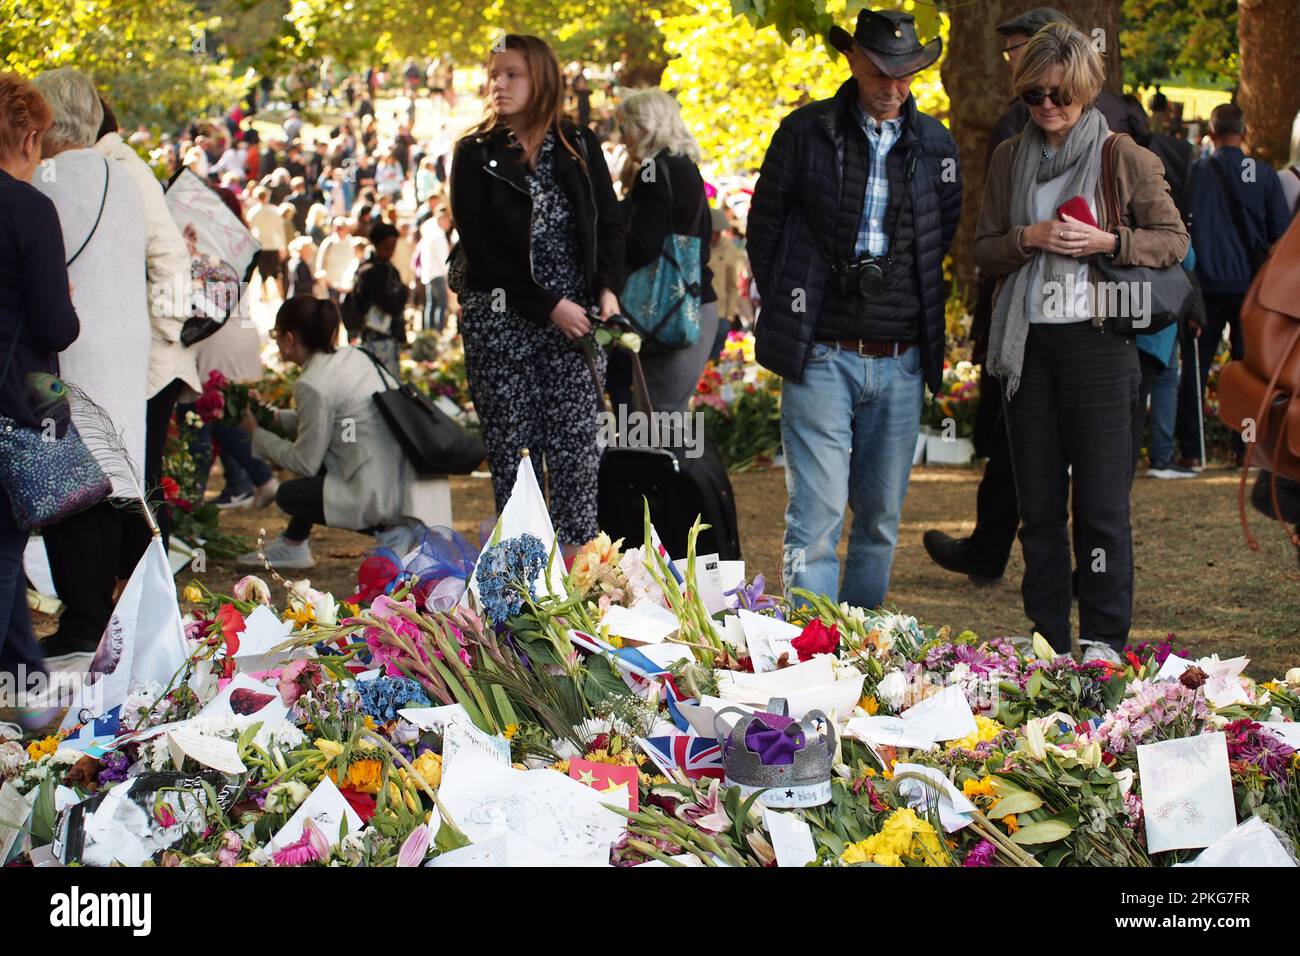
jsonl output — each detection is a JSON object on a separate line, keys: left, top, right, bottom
{"left": 1121, "top": 0, "right": 1238, "bottom": 87}
{"left": 1, "top": 0, "right": 245, "bottom": 130}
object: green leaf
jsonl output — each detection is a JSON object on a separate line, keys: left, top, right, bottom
{"left": 434, "top": 819, "right": 471, "bottom": 853}
{"left": 1026, "top": 669, "right": 1044, "bottom": 699}
{"left": 29, "top": 776, "right": 56, "bottom": 847}
{"left": 988, "top": 791, "right": 1044, "bottom": 817}
{"left": 1010, "top": 818, "right": 1075, "bottom": 845}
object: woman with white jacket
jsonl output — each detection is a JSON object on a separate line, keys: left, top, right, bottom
{"left": 31, "top": 69, "right": 150, "bottom": 665}
{"left": 236, "top": 296, "right": 451, "bottom": 569}
{"left": 94, "top": 94, "right": 201, "bottom": 560}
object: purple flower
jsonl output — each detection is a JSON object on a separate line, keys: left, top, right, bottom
{"left": 726, "top": 574, "right": 782, "bottom": 618}
{"left": 97, "top": 751, "right": 130, "bottom": 786}
{"left": 963, "top": 839, "right": 997, "bottom": 867}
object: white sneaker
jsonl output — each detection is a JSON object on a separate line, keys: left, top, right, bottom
{"left": 252, "top": 478, "right": 280, "bottom": 508}
{"left": 215, "top": 490, "right": 254, "bottom": 509}
{"left": 1080, "top": 641, "right": 1122, "bottom": 664}
{"left": 373, "top": 522, "right": 419, "bottom": 557}
{"left": 237, "top": 536, "right": 315, "bottom": 570}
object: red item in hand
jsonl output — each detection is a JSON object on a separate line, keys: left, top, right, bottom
{"left": 1056, "top": 196, "right": 1097, "bottom": 227}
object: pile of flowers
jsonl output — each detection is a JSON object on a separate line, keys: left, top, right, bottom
{"left": 5, "top": 510, "right": 1299, "bottom": 869}
{"left": 922, "top": 360, "right": 980, "bottom": 439}
{"left": 692, "top": 330, "right": 782, "bottom": 471}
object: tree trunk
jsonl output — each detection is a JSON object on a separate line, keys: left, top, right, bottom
{"left": 1238, "top": 0, "right": 1300, "bottom": 166}
{"left": 943, "top": 0, "right": 1122, "bottom": 298}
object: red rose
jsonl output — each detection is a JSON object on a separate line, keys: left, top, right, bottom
{"left": 206, "top": 370, "right": 229, "bottom": 390}
{"left": 160, "top": 476, "right": 181, "bottom": 502}
{"left": 792, "top": 618, "right": 839, "bottom": 661}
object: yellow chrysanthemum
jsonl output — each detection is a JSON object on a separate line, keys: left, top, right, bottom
{"left": 838, "top": 808, "right": 949, "bottom": 867}
{"left": 946, "top": 715, "right": 1005, "bottom": 752}
{"left": 26, "top": 736, "right": 59, "bottom": 760}
{"left": 502, "top": 724, "right": 519, "bottom": 740}
{"left": 336, "top": 759, "right": 384, "bottom": 794}
{"left": 859, "top": 695, "right": 879, "bottom": 715}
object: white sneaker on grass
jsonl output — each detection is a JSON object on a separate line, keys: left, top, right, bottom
{"left": 237, "top": 535, "right": 314, "bottom": 570}
{"left": 1080, "top": 641, "right": 1122, "bottom": 664}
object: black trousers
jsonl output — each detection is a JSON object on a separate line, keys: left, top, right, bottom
{"left": 278, "top": 475, "right": 326, "bottom": 542}
{"left": 1176, "top": 293, "right": 1245, "bottom": 460}
{"left": 43, "top": 500, "right": 124, "bottom": 646}
{"left": 965, "top": 366, "right": 1020, "bottom": 576}
{"left": 0, "top": 484, "right": 45, "bottom": 674}
{"left": 1004, "top": 323, "right": 1140, "bottom": 653}
{"left": 121, "top": 378, "right": 186, "bottom": 575}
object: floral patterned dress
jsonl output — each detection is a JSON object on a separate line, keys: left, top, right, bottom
{"left": 460, "top": 129, "right": 606, "bottom": 543}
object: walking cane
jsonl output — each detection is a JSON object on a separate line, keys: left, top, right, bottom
{"left": 1194, "top": 340, "right": 1207, "bottom": 468}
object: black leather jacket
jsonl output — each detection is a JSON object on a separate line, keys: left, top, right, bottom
{"left": 450, "top": 122, "right": 624, "bottom": 323}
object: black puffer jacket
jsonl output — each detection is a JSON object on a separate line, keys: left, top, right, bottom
{"left": 748, "top": 81, "right": 961, "bottom": 391}
{"left": 450, "top": 122, "right": 623, "bottom": 324}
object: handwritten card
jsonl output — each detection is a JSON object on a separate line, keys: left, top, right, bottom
{"left": 738, "top": 609, "right": 802, "bottom": 673}
{"left": 425, "top": 835, "right": 510, "bottom": 867}
{"left": 1137, "top": 732, "right": 1236, "bottom": 853}
{"left": 439, "top": 748, "right": 624, "bottom": 866}
{"left": 270, "top": 776, "right": 363, "bottom": 851}
{"left": 398, "top": 704, "right": 470, "bottom": 731}
{"left": 443, "top": 713, "right": 512, "bottom": 769}
{"left": 763, "top": 808, "right": 817, "bottom": 867}
{"left": 892, "top": 762, "right": 979, "bottom": 832}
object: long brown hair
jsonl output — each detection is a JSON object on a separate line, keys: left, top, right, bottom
{"left": 463, "top": 34, "right": 581, "bottom": 169}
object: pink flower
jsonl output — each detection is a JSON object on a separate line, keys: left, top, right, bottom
{"left": 271, "top": 832, "right": 319, "bottom": 867}
{"left": 397, "top": 824, "right": 430, "bottom": 867}
{"left": 217, "top": 831, "right": 241, "bottom": 867}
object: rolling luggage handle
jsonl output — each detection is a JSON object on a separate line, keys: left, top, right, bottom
{"left": 581, "top": 311, "right": 655, "bottom": 418}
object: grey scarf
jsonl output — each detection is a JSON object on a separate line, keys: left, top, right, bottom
{"left": 987, "top": 107, "right": 1109, "bottom": 398}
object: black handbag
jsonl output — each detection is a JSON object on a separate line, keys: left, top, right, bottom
{"left": 1094, "top": 134, "right": 1194, "bottom": 336}
{"left": 358, "top": 348, "right": 485, "bottom": 477}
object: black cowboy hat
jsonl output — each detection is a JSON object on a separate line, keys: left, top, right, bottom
{"left": 828, "top": 9, "right": 943, "bottom": 79}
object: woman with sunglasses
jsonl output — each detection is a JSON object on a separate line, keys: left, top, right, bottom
{"left": 974, "top": 23, "right": 1187, "bottom": 660}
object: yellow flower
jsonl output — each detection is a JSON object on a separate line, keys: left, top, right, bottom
{"left": 962, "top": 776, "right": 995, "bottom": 803}
{"left": 315, "top": 739, "right": 344, "bottom": 760}
{"left": 502, "top": 724, "right": 519, "bottom": 740}
{"left": 283, "top": 603, "right": 315, "bottom": 627}
{"left": 411, "top": 751, "right": 442, "bottom": 790}
{"left": 26, "top": 735, "right": 59, "bottom": 760}
{"left": 181, "top": 584, "right": 203, "bottom": 603}
{"left": 388, "top": 777, "right": 420, "bottom": 812}
{"left": 1002, "top": 814, "right": 1020, "bottom": 834}
{"left": 363, "top": 716, "right": 377, "bottom": 731}
{"left": 946, "top": 715, "right": 1005, "bottom": 752}
{"left": 343, "top": 602, "right": 361, "bottom": 618}
{"left": 859, "top": 695, "right": 880, "bottom": 715}
{"left": 335, "top": 759, "right": 384, "bottom": 794}
{"left": 838, "top": 808, "right": 949, "bottom": 867}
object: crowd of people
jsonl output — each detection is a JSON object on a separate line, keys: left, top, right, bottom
{"left": 2, "top": 7, "right": 1299, "bottom": 724}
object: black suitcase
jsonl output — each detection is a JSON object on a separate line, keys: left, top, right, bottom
{"left": 597, "top": 439, "right": 741, "bottom": 560}
{"left": 587, "top": 315, "right": 742, "bottom": 561}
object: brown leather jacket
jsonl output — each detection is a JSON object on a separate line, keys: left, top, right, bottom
{"left": 974, "top": 131, "right": 1188, "bottom": 290}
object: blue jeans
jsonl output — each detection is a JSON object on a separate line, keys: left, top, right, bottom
{"left": 1148, "top": 339, "right": 1180, "bottom": 466}
{"left": 213, "top": 422, "right": 273, "bottom": 495}
{"left": 780, "top": 342, "right": 924, "bottom": 609}
{"left": 424, "top": 277, "right": 448, "bottom": 332}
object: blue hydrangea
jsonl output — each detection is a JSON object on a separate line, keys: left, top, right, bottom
{"left": 474, "top": 532, "right": 547, "bottom": 626}
{"left": 355, "top": 676, "right": 431, "bottom": 722}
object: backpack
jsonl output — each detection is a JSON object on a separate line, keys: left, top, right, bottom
{"left": 1216, "top": 214, "right": 1300, "bottom": 549}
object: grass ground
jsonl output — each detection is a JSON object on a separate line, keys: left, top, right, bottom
{"left": 172, "top": 460, "right": 1300, "bottom": 680}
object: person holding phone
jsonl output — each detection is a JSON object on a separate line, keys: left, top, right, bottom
{"left": 450, "top": 34, "right": 623, "bottom": 554}
{"left": 974, "top": 23, "right": 1187, "bottom": 660}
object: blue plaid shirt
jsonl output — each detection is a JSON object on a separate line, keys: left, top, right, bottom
{"left": 854, "top": 107, "right": 903, "bottom": 257}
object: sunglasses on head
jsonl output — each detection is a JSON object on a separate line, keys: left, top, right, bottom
{"left": 1021, "top": 87, "right": 1072, "bottom": 108}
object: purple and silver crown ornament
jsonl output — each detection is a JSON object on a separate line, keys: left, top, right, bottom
{"left": 716, "top": 698, "right": 835, "bottom": 808}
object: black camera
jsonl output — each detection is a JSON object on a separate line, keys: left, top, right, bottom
{"left": 835, "top": 255, "right": 890, "bottom": 297}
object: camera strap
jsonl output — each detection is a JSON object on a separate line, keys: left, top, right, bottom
{"left": 813, "top": 142, "right": 918, "bottom": 274}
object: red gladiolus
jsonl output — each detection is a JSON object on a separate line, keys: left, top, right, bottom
{"left": 214, "top": 603, "right": 245, "bottom": 656}
{"left": 792, "top": 618, "right": 839, "bottom": 661}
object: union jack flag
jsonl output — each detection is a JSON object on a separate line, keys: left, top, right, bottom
{"left": 637, "top": 734, "right": 724, "bottom": 780}
{"left": 650, "top": 524, "right": 685, "bottom": 586}
{"left": 569, "top": 630, "right": 696, "bottom": 732}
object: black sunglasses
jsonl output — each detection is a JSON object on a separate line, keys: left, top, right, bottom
{"left": 1000, "top": 41, "right": 1028, "bottom": 62}
{"left": 1021, "top": 87, "right": 1073, "bottom": 108}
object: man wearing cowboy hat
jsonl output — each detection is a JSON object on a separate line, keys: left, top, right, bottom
{"left": 748, "top": 8, "right": 961, "bottom": 610}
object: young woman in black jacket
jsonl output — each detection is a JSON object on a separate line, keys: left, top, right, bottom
{"left": 0, "top": 74, "right": 80, "bottom": 702}
{"left": 450, "top": 34, "right": 624, "bottom": 551}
